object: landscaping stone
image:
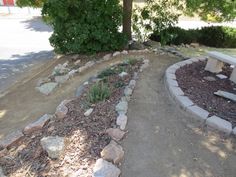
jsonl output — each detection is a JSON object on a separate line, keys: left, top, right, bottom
{"left": 116, "top": 114, "right": 128, "bottom": 130}
{"left": 76, "top": 85, "right": 85, "bottom": 97}
{"left": 119, "top": 72, "right": 128, "bottom": 77}
{"left": 0, "top": 130, "right": 23, "bottom": 149}
{"left": 166, "top": 72, "right": 176, "bottom": 80}
{"left": 0, "top": 167, "right": 6, "bottom": 177}
{"left": 128, "top": 80, "right": 136, "bottom": 89}
{"left": 124, "top": 86, "right": 133, "bottom": 96}
{"left": 203, "top": 76, "right": 216, "bottom": 82}
{"left": 133, "top": 72, "right": 138, "bottom": 80}
{"left": 23, "top": 114, "right": 52, "bottom": 135}
{"left": 101, "top": 140, "right": 124, "bottom": 164}
{"left": 106, "top": 128, "right": 126, "bottom": 141}
{"left": 74, "top": 59, "right": 81, "bottom": 65}
{"left": 166, "top": 67, "right": 177, "bottom": 74}
{"left": 55, "top": 74, "right": 69, "bottom": 84}
{"left": 168, "top": 86, "right": 184, "bottom": 96}
{"left": 85, "top": 61, "right": 95, "bottom": 68}
{"left": 187, "top": 105, "right": 209, "bottom": 122}
{"left": 78, "top": 66, "right": 88, "bottom": 73}
{"left": 55, "top": 100, "right": 70, "bottom": 119}
{"left": 40, "top": 136, "right": 65, "bottom": 159}
{"left": 37, "top": 77, "right": 50, "bottom": 87}
{"left": 68, "top": 69, "right": 78, "bottom": 77}
{"left": 115, "top": 101, "right": 128, "bottom": 115}
{"left": 52, "top": 64, "right": 70, "bottom": 76}
{"left": 206, "top": 116, "right": 232, "bottom": 135}
{"left": 36, "top": 82, "right": 58, "bottom": 95}
{"left": 93, "top": 158, "right": 121, "bottom": 177}
{"left": 214, "top": 90, "right": 236, "bottom": 102}
{"left": 113, "top": 51, "right": 121, "bottom": 57}
{"left": 166, "top": 77, "right": 178, "bottom": 87}
{"left": 121, "top": 50, "right": 128, "bottom": 55}
{"left": 84, "top": 108, "right": 93, "bottom": 117}
{"left": 129, "top": 41, "right": 145, "bottom": 50}
{"left": 176, "top": 96, "right": 194, "bottom": 109}
{"left": 103, "top": 54, "right": 112, "bottom": 61}
{"left": 216, "top": 74, "right": 228, "bottom": 79}
{"left": 190, "top": 43, "right": 199, "bottom": 48}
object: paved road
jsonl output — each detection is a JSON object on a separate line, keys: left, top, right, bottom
{"left": 0, "top": 15, "right": 53, "bottom": 93}
{"left": 121, "top": 54, "right": 236, "bottom": 177}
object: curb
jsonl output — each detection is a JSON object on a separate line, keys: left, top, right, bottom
{"left": 165, "top": 57, "right": 234, "bottom": 135}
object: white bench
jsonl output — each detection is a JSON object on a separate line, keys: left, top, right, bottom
{"left": 205, "top": 51, "right": 236, "bottom": 83}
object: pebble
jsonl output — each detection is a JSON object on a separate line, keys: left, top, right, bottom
{"left": 84, "top": 108, "right": 94, "bottom": 117}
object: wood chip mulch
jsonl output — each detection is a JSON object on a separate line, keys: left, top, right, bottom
{"left": 0, "top": 61, "right": 142, "bottom": 177}
{"left": 176, "top": 61, "right": 236, "bottom": 127}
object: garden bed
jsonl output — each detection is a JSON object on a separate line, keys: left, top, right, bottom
{"left": 176, "top": 61, "right": 236, "bottom": 126}
{"left": 0, "top": 58, "right": 143, "bottom": 177}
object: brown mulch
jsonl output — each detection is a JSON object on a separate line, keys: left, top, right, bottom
{"left": 0, "top": 60, "right": 142, "bottom": 177}
{"left": 176, "top": 61, "right": 236, "bottom": 127}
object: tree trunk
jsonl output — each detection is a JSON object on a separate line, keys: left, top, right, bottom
{"left": 123, "top": 0, "right": 133, "bottom": 40}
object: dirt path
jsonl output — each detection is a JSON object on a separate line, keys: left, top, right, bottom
{"left": 121, "top": 54, "right": 236, "bottom": 177}
{"left": 0, "top": 54, "right": 132, "bottom": 139}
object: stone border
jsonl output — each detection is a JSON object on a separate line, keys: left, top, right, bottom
{"left": 165, "top": 57, "right": 235, "bottom": 136}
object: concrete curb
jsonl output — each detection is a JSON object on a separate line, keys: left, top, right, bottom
{"left": 165, "top": 57, "right": 234, "bottom": 135}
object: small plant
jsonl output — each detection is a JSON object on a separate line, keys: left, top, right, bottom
{"left": 98, "top": 68, "right": 116, "bottom": 79}
{"left": 114, "top": 80, "right": 125, "bottom": 88}
{"left": 87, "top": 82, "right": 111, "bottom": 103}
{"left": 126, "top": 58, "right": 139, "bottom": 66}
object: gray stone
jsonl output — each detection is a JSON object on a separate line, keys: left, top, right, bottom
{"left": 203, "top": 76, "right": 216, "bottom": 82}
{"left": 116, "top": 114, "right": 128, "bottom": 130}
{"left": 0, "top": 167, "right": 6, "bottom": 177}
{"left": 165, "top": 72, "right": 176, "bottom": 80}
{"left": 166, "top": 77, "right": 178, "bottom": 87}
{"left": 85, "top": 61, "right": 95, "bottom": 68}
{"left": 52, "top": 64, "right": 70, "bottom": 76}
{"left": 103, "top": 54, "right": 112, "bottom": 61}
{"left": 55, "top": 100, "right": 70, "bottom": 119}
{"left": 128, "top": 80, "right": 136, "bottom": 89}
{"left": 115, "top": 101, "right": 128, "bottom": 115}
{"left": 233, "top": 127, "right": 236, "bottom": 136}
{"left": 216, "top": 74, "right": 227, "bottom": 79}
{"left": 55, "top": 74, "right": 69, "bottom": 84}
{"left": 68, "top": 69, "right": 78, "bottom": 78}
{"left": 166, "top": 67, "right": 177, "bottom": 74}
{"left": 124, "top": 87, "right": 133, "bottom": 96}
{"left": 76, "top": 85, "right": 85, "bottom": 97}
{"left": 84, "top": 108, "right": 93, "bottom": 117}
{"left": 78, "top": 65, "right": 88, "bottom": 73}
{"left": 37, "top": 77, "right": 50, "bottom": 87}
{"left": 206, "top": 116, "right": 232, "bottom": 135}
{"left": 133, "top": 72, "right": 138, "bottom": 80}
{"left": 36, "top": 82, "right": 58, "bottom": 95}
{"left": 40, "top": 136, "right": 65, "bottom": 159}
{"left": 176, "top": 96, "right": 194, "bottom": 109}
{"left": 205, "top": 58, "right": 224, "bottom": 73}
{"left": 190, "top": 43, "right": 199, "bottom": 48}
{"left": 230, "top": 67, "right": 236, "bottom": 83}
{"left": 187, "top": 105, "right": 209, "bottom": 122}
{"left": 93, "top": 158, "right": 120, "bottom": 177}
{"left": 74, "top": 59, "right": 81, "bottom": 65}
{"left": 106, "top": 128, "right": 126, "bottom": 141}
{"left": 118, "top": 72, "right": 128, "bottom": 77}
{"left": 23, "top": 114, "right": 52, "bottom": 135}
{"left": 168, "top": 86, "right": 184, "bottom": 96}
{"left": 121, "top": 50, "right": 128, "bottom": 55}
{"left": 0, "top": 130, "right": 24, "bottom": 149}
{"left": 113, "top": 51, "right": 121, "bottom": 57}
{"left": 214, "top": 90, "right": 236, "bottom": 102}
{"left": 101, "top": 140, "right": 124, "bottom": 164}
{"left": 129, "top": 41, "right": 145, "bottom": 50}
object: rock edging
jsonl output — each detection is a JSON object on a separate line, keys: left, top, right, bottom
{"left": 165, "top": 57, "right": 235, "bottom": 136}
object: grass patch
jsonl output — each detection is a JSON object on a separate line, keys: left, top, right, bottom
{"left": 87, "top": 82, "right": 111, "bottom": 103}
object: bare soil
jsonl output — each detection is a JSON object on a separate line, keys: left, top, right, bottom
{"left": 176, "top": 61, "right": 236, "bottom": 126}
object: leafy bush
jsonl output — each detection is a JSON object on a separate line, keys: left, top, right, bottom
{"left": 150, "top": 26, "right": 236, "bottom": 48}
{"left": 42, "top": 0, "right": 127, "bottom": 54}
{"left": 87, "top": 82, "right": 111, "bottom": 103}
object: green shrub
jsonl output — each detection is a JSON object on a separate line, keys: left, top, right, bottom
{"left": 98, "top": 68, "right": 116, "bottom": 79}
{"left": 150, "top": 26, "right": 236, "bottom": 48}
{"left": 87, "top": 82, "right": 111, "bottom": 103}
{"left": 42, "top": 0, "right": 127, "bottom": 54}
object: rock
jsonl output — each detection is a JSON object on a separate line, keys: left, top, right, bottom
{"left": 190, "top": 43, "right": 199, "bottom": 48}
{"left": 40, "top": 136, "right": 65, "bottom": 159}
{"left": 85, "top": 61, "right": 95, "bottom": 68}
{"left": 23, "top": 114, "right": 52, "bottom": 135}
{"left": 103, "top": 54, "right": 112, "bottom": 61}
{"left": 93, "top": 158, "right": 121, "bottom": 177}
{"left": 143, "top": 40, "right": 161, "bottom": 48}
{"left": 116, "top": 114, "right": 128, "bottom": 130}
{"left": 101, "top": 140, "right": 124, "bottom": 164}
{"left": 68, "top": 69, "right": 78, "bottom": 78}
{"left": 0, "top": 167, "right": 6, "bottom": 177}
{"left": 55, "top": 100, "right": 70, "bottom": 119}
{"left": 74, "top": 59, "right": 81, "bottom": 65}
{"left": 84, "top": 108, "right": 93, "bottom": 117}
{"left": 115, "top": 101, "right": 128, "bottom": 115}
{"left": 113, "top": 51, "right": 121, "bottom": 57}
{"left": 203, "top": 76, "right": 216, "bottom": 82}
{"left": 133, "top": 72, "right": 138, "bottom": 80}
{"left": 121, "top": 50, "right": 128, "bottom": 55}
{"left": 76, "top": 85, "right": 85, "bottom": 97}
{"left": 128, "top": 80, "right": 136, "bottom": 89}
{"left": 124, "top": 87, "right": 133, "bottom": 96}
{"left": 36, "top": 82, "right": 58, "bottom": 95}
{"left": 37, "top": 77, "right": 50, "bottom": 87}
{"left": 214, "top": 90, "right": 236, "bottom": 102}
{"left": 129, "top": 41, "right": 145, "bottom": 50}
{"left": 52, "top": 64, "right": 70, "bottom": 76}
{"left": 118, "top": 72, "right": 128, "bottom": 77}
{"left": 55, "top": 74, "right": 70, "bottom": 84}
{"left": 216, "top": 74, "right": 228, "bottom": 79}
{"left": 106, "top": 128, "right": 126, "bottom": 141}
{"left": 0, "top": 130, "right": 24, "bottom": 149}
{"left": 83, "top": 81, "right": 89, "bottom": 85}
{"left": 78, "top": 65, "right": 88, "bottom": 73}
{"left": 62, "top": 61, "right": 69, "bottom": 68}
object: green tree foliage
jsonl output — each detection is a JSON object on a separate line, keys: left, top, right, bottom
{"left": 42, "top": 0, "right": 127, "bottom": 54}
{"left": 16, "top": 0, "right": 45, "bottom": 7}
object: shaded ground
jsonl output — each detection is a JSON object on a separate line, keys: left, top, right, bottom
{"left": 121, "top": 54, "right": 236, "bottom": 177}
{"left": 176, "top": 61, "right": 236, "bottom": 127}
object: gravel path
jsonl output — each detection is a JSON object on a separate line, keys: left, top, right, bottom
{"left": 121, "top": 54, "right": 236, "bottom": 177}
